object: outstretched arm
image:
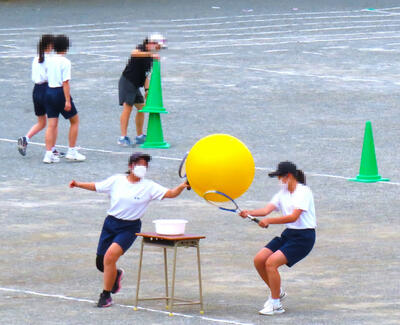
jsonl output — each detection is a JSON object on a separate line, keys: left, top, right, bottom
{"left": 69, "top": 180, "right": 96, "bottom": 191}
{"left": 162, "top": 182, "right": 189, "bottom": 199}
{"left": 240, "top": 203, "right": 276, "bottom": 218}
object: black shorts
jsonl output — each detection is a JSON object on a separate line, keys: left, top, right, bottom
{"left": 32, "top": 83, "right": 48, "bottom": 116}
{"left": 118, "top": 75, "right": 144, "bottom": 106}
{"left": 97, "top": 215, "right": 142, "bottom": 256}
{"left": 45, "top": 87, "right": 78, "bottom": 119}
{"left": 266, "top": 228, "right": 316, "bottom": 267}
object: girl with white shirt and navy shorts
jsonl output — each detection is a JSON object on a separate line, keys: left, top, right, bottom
{"left": 240, "top": 161, "right": 316, "bottom": 316}
{"left": 44, "top": 34, "right": 85, "bottom": 163}
{"left": 69, "top": 152, "right": 189, "bottom": 308}
{"left": 18, "top": 34, "right": 63, "bottom": 157}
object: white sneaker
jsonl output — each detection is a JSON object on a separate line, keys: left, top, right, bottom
{"left": 264, "top": 290, "right": 287, "bottom": 307}
{"left": 43, "top": 152, "right": 60, "bottom": 164}
{"left": 259, "top": 300, "right": 285, "bottom": 316}
{"left": 66, "top": 149, "right": 86, "bottom": 162}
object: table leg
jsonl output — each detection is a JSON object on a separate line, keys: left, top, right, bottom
{"left": 134, "top": 238, "right": 145, "bottom": 310}
{"left": 168, "top": 243, "right": 178, "bottom": 316}
{"left": 196, "top": 243, "right": 204, "bottom": 314}
{"left": 163, "top": 247, "right": 169, "bottom": 308}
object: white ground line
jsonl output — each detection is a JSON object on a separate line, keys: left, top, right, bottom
{"left": 0, "top": 287, "right": 253, "bottom": 325}
{"left": 168, "top": 7, "right": 400, "bottom": 22}
{"left": 174, "top": 19, "right": 400, "bottom": 34}
{"left": 178, "top": 30, "right": 399, "bottom": 45}
{"left": 176, "top": 61, "right": 389, "bottom": 85}
{"left": 172, "top": 34, "right": 400, "bottom": 50}
{"left": 170, "top": 14, "right": 393, "bottom": 28}
{"left": 1, "top": 138, "right": 399, "bottom": 185}
{"left": 180, "top": 23, "right": 400, "bottom": 39}
{"left": 0, "top": 22, "right": 128, "bottom": 32}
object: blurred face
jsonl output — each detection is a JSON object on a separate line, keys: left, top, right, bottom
{"left": 45, "top": 44, "right": 53, "bottom": 53}
{"left": 147, "top": 42, "right": 161, "bottom": 52}
{"left": 130, "top": 159, "right": 149, "bottom": 178}
{"left": 278, "top": 175, "right": 289, "bottom": 184}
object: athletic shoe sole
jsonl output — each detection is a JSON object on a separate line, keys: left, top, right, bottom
{"left": 97, "top": 300, "right": 113, "bottom": 308}
{"left": 17, "top": 137, "right": 27, "bottom": 156}
{"left": 259, "top": 307, "right": 285, "bottom": 315}
{"left": 111, "top": 269, "right": 124, "bottom": 294}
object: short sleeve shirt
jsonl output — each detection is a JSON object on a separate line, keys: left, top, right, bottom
{"left": 46, "top": 54, "right": 71, "bottom": 88}
{"left": 31, "top": 54, "right": 49, "bottom": 84}
{"left": 270, "top": 184, "right": 316, "bottom": 229}
{"left": 95, "top": 174, "right": 168, "bottom": 221}
{"left": 122, "top": 56, "right": 153, "bottom": 87}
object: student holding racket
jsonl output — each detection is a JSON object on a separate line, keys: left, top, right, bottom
{"left": 69, "top": 152, "right": 188, "bottom": 308}
{"left": 239, "top": 161, "right": 316, "bottom": 316}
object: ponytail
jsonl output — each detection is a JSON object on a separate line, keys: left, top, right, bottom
{"left": 137, "top": 37, "right": 149, "bottom": 51}
{"left": 38, "top": 34, "right": 54, "bottom": 63}
{"left": 295, "top": 169, "right": 306, "bottom": 185}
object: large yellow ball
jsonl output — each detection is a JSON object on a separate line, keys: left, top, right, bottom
{"left": 186, "top": 134, "right": 255, "bottom": 201}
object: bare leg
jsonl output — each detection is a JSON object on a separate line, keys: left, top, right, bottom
{"left": 45, "top": 118, "right": 58, "bottom": 151}
{"left": 120, "top": 103, "right": 133, "bottom": 137}
{"left": 68, "top": 114, "right": 79, "bottom": 148}
{"left": 254, "top": 248, "right": 274, "bottom": 287}
{"left": 134, "top": 103, "right": 145, "bottom": 136}
{"left": 265, "top": 250, "right": 288, "bottom": 299}
{"left": 26, "top": 115, "right": 47, "bottom": 139}
{"left": 103, "top": 243, "right": 124, "bottom": 291}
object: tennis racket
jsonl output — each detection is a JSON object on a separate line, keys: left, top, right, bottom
{"left": 178, "top": 152, "right": 191, "bottom": 190}
{"left": 203, "top": 190, "right": 265, "bottom": 226}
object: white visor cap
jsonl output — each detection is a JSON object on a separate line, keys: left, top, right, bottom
{"left": 149, "top": 33, "right": 167, "bottom": 48}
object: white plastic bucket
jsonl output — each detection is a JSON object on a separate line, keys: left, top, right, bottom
{"left": 153, "top": 219, "right": 188, "bottom": 235}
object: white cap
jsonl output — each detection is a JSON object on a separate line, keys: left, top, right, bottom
{"left": 149, "top": 33, "right": 167, "bottom": 48}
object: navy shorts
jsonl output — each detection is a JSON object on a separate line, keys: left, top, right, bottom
{"left": 118, "top": 75, "right": 144, "bottom": 106}
{"left": 32, "top": 83, "right": 48, "bottom": 116}
{"left": 266, "top": 228, "right": 316, "bottom": 267}
{"left": 97, "top": 215, "right": 142, "bottom": 256}
{"left": 45, "top": 87, "right": 78, "bottom": 119}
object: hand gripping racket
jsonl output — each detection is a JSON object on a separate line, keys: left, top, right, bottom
{"left": 203, "top": 190, "right": 266, "bottom": 227}
{"left": 178, "top": 152, "right": 191, "bottom": 190}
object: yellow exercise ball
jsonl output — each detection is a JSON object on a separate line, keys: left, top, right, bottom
{"left": 186, "top": 134, "right": 255, "bottom": 201}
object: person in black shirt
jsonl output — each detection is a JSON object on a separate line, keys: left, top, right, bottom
{"left": 118, "top": 33, "right": 166, "bottom": 146}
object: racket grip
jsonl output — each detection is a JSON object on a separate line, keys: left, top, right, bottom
{"left": 247, "top": 215, "right": 259, "bottom": 224}
{"left": 185, "top": 179, "right": 191, "bottom": 191}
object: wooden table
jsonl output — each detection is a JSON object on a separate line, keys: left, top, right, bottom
{"left": 134, "top": 232, "right": 206, "bottom": 315}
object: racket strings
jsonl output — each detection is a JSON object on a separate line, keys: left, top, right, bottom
{"left": 203, "top": 192, "right": 238, "bottom": 211}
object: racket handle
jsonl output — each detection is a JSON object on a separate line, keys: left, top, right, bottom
{"left": 247, "top": 215, "right": 268, "bottom": 228}
{"left": 185, "top": 179, "right": 191, "bottom": 191}
{"left": 247, "top": 215, "right": 259, "bottom": 224}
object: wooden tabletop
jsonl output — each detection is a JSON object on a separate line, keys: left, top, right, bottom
{"left": 136, "top": 232, "right": 206, "bottom": 241}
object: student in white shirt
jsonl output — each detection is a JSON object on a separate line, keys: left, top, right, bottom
{"left": 239, "top": 161, "right": 316, "bottom": 316}
{"left": 69, "top": 152, "right": 189, "bottom": 308}
{"left": 43, "top": 34, "right": 85, "bottom": 163}
{"left": 18, "top": 34, "right": 63, "bottom": 157}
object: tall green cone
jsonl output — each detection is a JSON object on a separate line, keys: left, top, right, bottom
{"left": 139, "top": 59, "right": 170, "bottom": 148}
{"left": 140, "top": 112, "right": 170, "bottom": 149}
{"left": 349, "top": 121, "right": 389, "bottom": 183}
{"left": 140, "top": 59, "right": 167, "bottom": 113}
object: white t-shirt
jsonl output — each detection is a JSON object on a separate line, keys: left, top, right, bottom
{"left": 95, "top": 174, "right": 168, "bottom": 221}
{"left": 270, "top": 184, "right": 316, "bottom": 229}
{"left": 46, "top": 54, "right": 71, "bottom": 88}
{"left": 31, "top": 54, "right": 49, "bottom": 84}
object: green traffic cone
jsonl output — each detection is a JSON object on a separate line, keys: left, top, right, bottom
{"left": 140, "top": 59, "right": 167, "bottom": 114}
{"left": 140, "top": 112, "right": 170, "bottom": 149}
{"left": 349, "top": 121, "right": 389, "bottom": 183}
{"left": 139, "top": 59, "right": 169, "bottom": 149}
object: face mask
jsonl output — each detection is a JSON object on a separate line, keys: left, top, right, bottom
{"left": 133, "top": 165, "right": 147, "bottom": 178}
{"left": 279, "top": 179, "right": 288, "bottom": 191}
